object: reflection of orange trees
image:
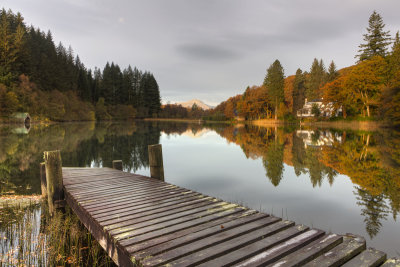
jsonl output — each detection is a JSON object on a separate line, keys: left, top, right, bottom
{"left": 320, "top": 131, "right": 400, "bottom": 220}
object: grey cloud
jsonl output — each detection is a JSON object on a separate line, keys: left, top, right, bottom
{"left": 176, "top": 43, "right": 240, "bottom": 61}
{"left": 3, "top": 0, "right": 400, "bottom": 106}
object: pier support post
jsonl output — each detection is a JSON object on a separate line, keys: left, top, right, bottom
{"left": 112, "top": 160, "right": 123, "bottom": 171}
{"left": 44, "top": 150, "right": 64, "bottom": 215}
{"left": 40, "top": 162, "right": 47, "bottom": 198}
{"left": 148, "top": 144, "right": 164, "bottom": 181}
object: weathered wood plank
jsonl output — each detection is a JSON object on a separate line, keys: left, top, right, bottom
{"left": 164, "top": 219, "right": 295, "bottom": 267}
{"left": 89, "top": 191, "right": 199, "bottom": 217}
{"left": 92, "top": 192, "right": 202, "bottom": 218}
{"left": 341, "top": 247, "right": 386, "bottom": 267}
{"left": 303, "top": 235, "right": 366, "bottom": 267}
{"left": 197, "top": 225, "right": 309, "bottom": 267}
{"left": 141, "top": 218, "right": 291, "bottom": 266}
{"left": 111, "top": 203, "right": 239, "bottom": 238}
{"left": 129, "top": 210, "right": 264, "bottom": 257}
{"left": 381, "top": 258, "right": 400, "bottom": 266}
{"left": 104, "top": 200, "right": 222, "bottom": 231}
{"left": 119, "top": 206, "right": 245, "bottom": 248}
{"left": 231, "top": 229, "right": 324, "bottom": 267}
{"left": 100, "top": 197, "right": 214, "bottom": 226}
{"left": 72, "top": 183, "right": 178, "bottom": 202}
{"left": 267, "top": 234, "right": 343, "bottom": 267}
{"left": 82, "top": 188, "right": 193, "bottom": 212}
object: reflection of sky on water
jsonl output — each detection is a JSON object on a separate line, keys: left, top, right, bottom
{"left": 134, "top": 129, "right": 399, "bottom": 257}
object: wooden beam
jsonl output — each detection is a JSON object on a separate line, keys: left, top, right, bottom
{"left": 148, "top": 144, "right": 164, "bottom": 181}
{"left": 44, "top": 150, "right": 63, "bottom": 215}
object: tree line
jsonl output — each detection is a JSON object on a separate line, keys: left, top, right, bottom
{"left": 0, "top": 8, "right": 161, "bottom": 121}
{"left": 212, "top": 11, "right": 400, "bottom": 127}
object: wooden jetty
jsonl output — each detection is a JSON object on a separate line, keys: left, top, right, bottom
{"left": 59, "top": 167, "right": 399, "bottom": 267}
{"left": 40, "top": 148, "right": 399, "bottom": 267}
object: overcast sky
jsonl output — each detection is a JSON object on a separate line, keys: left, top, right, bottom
{"left": 3, "top": 0, "right": 400, "bottom": 105}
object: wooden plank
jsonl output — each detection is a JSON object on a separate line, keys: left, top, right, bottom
{"left": 64, "top": 178, "right": 153, "bottom": 190}
{"left": 381, "top": 258, "right": 400, "bottom": 266}
{"left": 197, "top": 225, "right": 309, "bottom": 267}
{"left": 303, "top": 235, "right": 366, "bottom": 267}
{"left": 92, "top": 192, "right": 202, "bottom": 218}
{"left": 230, "top": 229, "right": 324, "bottom": 267}
{"left": 68, "top": 183, "right": 170, "bottom": 200}
{"left": 111, "top": 203, "right": 238, "bottom": 238}
{"left": 89, "top": 192, "right": 199, "bottom": 217}
{"left": 163, "top": 219, "right": 296, "bottom": 267}
{"left": 134, "top": 214, "right": 277, "bottom": 260}
{"left": 100, "top": 197, "right": 214, "bottom": 226}
{"left": 141, "top": 218, "right": 292, "bottom": 266}
{"left": 267, "top": 234, "right": 343, "bottom": 267}
{"left": 104, "top": 200, "right": 222, "bottom": 231}
{"left": 341, "top": 248, "right": 386, "bottom": 267}
{"left": 82, "top": 188, "right": 193, "bottom": 212}
{"left": 71, "top": 183, "right": 177, "bottom": 202}
{"left": 96, "top": 194, "right": 208, "bottom": 222}
{"left": 76, "top": 186, "right": 188, "bottom": 205}
{"left": 119, "top": 206, "right": 245, "bottom": 248}
{"left": 128, "top": 210, "right": 263, "bottom": 256}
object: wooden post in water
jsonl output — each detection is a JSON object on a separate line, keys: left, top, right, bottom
{"left": 112, "top": 160, "right": 123, "bottom": 171}
{"left": 40, "top": 162, "right": 47, "bottom": 198}
{"left": 148, "top": 144, "right": 164, "bottom": 181}
{"left": 44, "top": 150, "right": 64, "bottom": 215}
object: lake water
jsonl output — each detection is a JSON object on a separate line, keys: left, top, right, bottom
{"left": 1, "top": 121, "right": 399, "bottom": 258}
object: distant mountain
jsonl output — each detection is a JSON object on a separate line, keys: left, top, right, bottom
{"left": 177, "top": 99, "right": 213, "bottom": 110}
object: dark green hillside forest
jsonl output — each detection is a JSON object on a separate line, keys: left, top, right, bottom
{"left": 0, "top": 8, "right": 161, "bottom": 121}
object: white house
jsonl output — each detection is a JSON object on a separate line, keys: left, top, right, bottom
{"left": 297, "top": 98, "right": 341, "bottom": 118}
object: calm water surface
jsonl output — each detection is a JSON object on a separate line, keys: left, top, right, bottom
{"left": 1, "top": 121, "right": 399, "bottom": 257}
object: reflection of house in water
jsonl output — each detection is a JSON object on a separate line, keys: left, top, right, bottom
{"left": 296, "top": 130, "right": 342, "bottom": 148}
{"left": 10, "top": 113, "right": 31, "bottom": 134}
{"left": 297, "top": 98, "right": 342, "bottom": 117}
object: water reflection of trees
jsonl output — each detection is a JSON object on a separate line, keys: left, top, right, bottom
{"left": 213, "top": 124, "right": 400, "bottom": 238}
{"left": 0, "top": 121, "right": 215, "bottom": 195}
{"left": 2, "top": 121, "right": 400, "bottom": 239}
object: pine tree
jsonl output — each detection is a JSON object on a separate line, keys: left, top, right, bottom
{"left": 292, "top": 68, "right": 306, "bottom": 115}
{"left": 356, "top": 11, "right": 391, "bottom": 62}
{"left": 306, "top": 58, "right": 326, "bottom": 100}
{"left": 263, "top": 59, "right": 285, "bottom": 120}
{"left": 393, "top": 31, "right": 400, "bottom": 50}
{"left": 327, "top": 60, "right": 339, "bottom": 82}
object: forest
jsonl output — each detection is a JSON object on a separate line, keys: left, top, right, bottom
{"left": 211, "top": 11, "right": 400, "bottom": 127}
{"left": 0, "top": 8, "right": 161, "bottom": 121}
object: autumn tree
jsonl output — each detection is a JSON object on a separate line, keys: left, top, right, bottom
{"left": 345, "top": 56, "right": 387, "bottom": 117}
{"left": 356, "top": 11, "right": 391, "bottom": 62}
{"left": 322, "top": 75, "right": 352, "bottom": 118}
{"left": 264, "top": 60, "right": 285, "bottom": 120}
{"left": 380, "top": 32, "right": 400, "bottom": 126}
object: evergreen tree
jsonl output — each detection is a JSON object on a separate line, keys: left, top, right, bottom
{"left": 0, "top": 8, "right": 25, "bottom": 84}
{"left": 292, "top": 68, "right": 306, "bottom": 115}
{"left": 356, "top": 11, "right": 391, "bottom": 62}
{"left": 393, "top": 31, "right": 400, "bottom": 50}
{"left": 306, "top": 58, "right": 326, "bottom": 100}
{"left": 263, "top": 59, "right": 285, "bottom": 120}
{"left": 327, "top": 60, "right": 339, "bottom": 82}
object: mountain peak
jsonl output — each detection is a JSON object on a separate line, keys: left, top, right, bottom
{"left": 177, "top": 99, "right": 213, "bottom": 110}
